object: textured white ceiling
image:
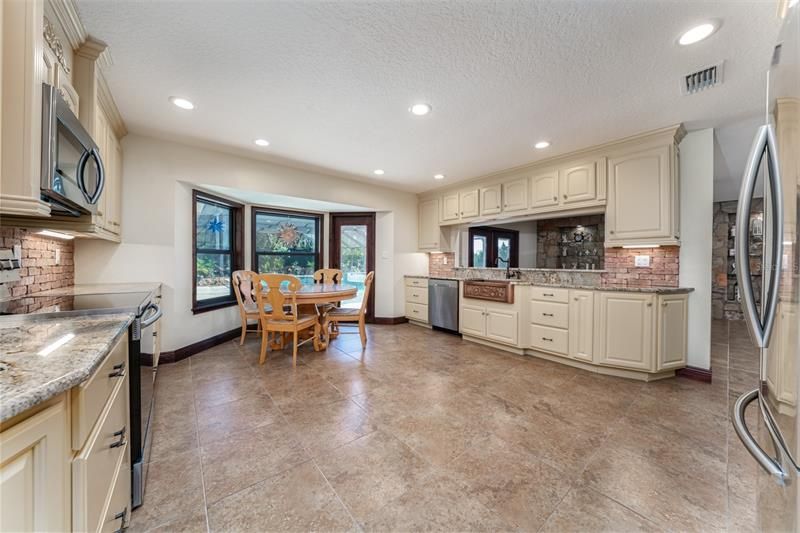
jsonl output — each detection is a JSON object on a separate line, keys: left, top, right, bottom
{"left": 76, "top": 0, "right": 781, "bottom": 193}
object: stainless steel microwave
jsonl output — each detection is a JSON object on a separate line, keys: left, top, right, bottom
{"left": 41, "top": 83, "right": 105, "bottom": 216}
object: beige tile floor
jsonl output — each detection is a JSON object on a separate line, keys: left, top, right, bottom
{"left": 130, "top": 319, "right": 762, "bottom": 532}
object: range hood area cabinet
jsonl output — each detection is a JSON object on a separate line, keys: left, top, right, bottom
{"left": 0, "top": 0, "right": 126, "bottom": 242}
{"left": 417, "top": 125, "right": 684, "bottom": 248}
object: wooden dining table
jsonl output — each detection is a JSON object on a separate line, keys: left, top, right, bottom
{"left": 274, "top": 282, "right": 358, "bottom": 351}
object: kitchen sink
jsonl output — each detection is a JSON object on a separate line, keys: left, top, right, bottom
{"left": 463, "top": 279, "right": 514, "bottom": 303}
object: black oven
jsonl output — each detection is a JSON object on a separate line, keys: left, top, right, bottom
{"left": 40, "top": 83, "right": 105, "bottom": 216}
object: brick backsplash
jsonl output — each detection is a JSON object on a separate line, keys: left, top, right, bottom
{"left": 0, "top": 228, "right": 74, "bottom": 298}
{"left": 429, "top": 252, "right": 456, "bottom": 277}
{"left": 601, "top": 246, "right": 679, "bottom": 288}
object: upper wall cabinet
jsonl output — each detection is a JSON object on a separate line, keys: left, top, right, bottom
{"left": 502, "top": 178, "right": 528, "bottom": 212}
{"left": 560, "top": 161, "right": 597, "bottom": 205}
{"left": 606, "top": 143, "right": 679, "bottom": 246}
{"left": 530, "top": 171, "right": 560, "bottom": 209}
{"left": 460, "top": 189, "right": 480, "bottom": 219}
{"left": 419, "top": 198, "right": 441, "bottom": 250}
{"left": 441, "top": 193, "right": 460, "bottom": 222}
{"left": 480, "top": 185, "right": 502, "bottom": 216}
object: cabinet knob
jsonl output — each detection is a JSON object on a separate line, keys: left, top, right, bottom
{"left": 647, "top": 302, "right": 653, "bottom": 307}
{"left": 552, "top": 196, "right": 557, "bottom": 201}
{"left": 609, "top": 230, "right": 615, "bottom": 234}
{"left": 574, "top": 297, "right": 579, "bottom": 301}
{"left": 662, "top": 302, "right": 668, "bottom": 307}
{"left": 563, "top": 194, "right": 568, "bottom": 199}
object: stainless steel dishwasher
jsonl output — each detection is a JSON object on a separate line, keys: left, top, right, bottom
{"left": 428, "top": 278, "right": 459, "bottom": 333}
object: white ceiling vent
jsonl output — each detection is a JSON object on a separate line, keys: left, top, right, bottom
{"left": 681, "top": 61, "right": 725, "bottom": 95}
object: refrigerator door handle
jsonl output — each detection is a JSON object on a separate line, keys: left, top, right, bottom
{"left": 733, "top": 389, "right": 790, "bottom": 485}
{"left": 735, "top": 124, "right": 783, "bottom": 348}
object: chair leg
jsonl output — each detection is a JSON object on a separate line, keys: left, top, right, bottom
{"left": 292, "top": 330, "right": 299, "bottom": 365}
{"left": 240, "top": 319, "right": 247, "bottom": 345}
{"left": 358, "top": 317, "right": 367, "bottom": 348}
{"left": 259, "top": 329, "right": 269, "bottom": 365}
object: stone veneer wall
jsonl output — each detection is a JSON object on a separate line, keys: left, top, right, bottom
{"left": 0, "top": 228, "right": 74, "bottom": 298}
{"left": 429, "top": 252, "right": 456, "bottom": 277}
{"left": 536, "top": 214, "right": 605, "bottom": 269}
{"left": 600, "top": 246, "right": 679, "bottom": 288}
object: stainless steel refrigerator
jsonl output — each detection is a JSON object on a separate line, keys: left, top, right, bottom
{"left": 733, "top": 1, "right": 800, "bottom": 530}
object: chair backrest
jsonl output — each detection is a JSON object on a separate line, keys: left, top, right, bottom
{"left": 313, "top": 268, "right": 343, "bottom": 284}
{"left": 359, "top": 271, "right": 375, "bottom": 314}
{"left": 255, "top": 273, "right": 302, "bottom": 322}
{"left": 232, "top": 270, "right": 258, "bottom": 315}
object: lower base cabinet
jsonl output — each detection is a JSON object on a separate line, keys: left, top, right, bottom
{"left": 594, "top": 292, "right": 655, "bottom": 371}
{"left": 460, "top": 302, "right": 520, "bottom": 346}
{"left": 568, "top": 290, "right": 594, "bottom": 362}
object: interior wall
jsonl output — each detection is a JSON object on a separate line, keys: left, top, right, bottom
{"left": 74, "top": 134, "right": 427, "bottom": 351}
{"left": 679, "top": 128, "right": 714, "bottom": 370}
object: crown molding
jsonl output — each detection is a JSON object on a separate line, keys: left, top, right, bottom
{"left": 46, "top": 0, "right": 85, "bottom": 50}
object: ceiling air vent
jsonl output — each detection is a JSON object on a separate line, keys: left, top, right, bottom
{"left": 681, "top": 61, "right": 724, "bottom": 95}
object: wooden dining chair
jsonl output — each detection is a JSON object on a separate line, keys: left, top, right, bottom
{"left": 232, "top": 270, "right": 263, "bottom": 345}
{"left": 322, "top": 271, "right": 374, "bottom": 348}
{"left": 255, "top": 273, "right": 320, "bottom": 365}
{"left": 313, "top": 268, "right": 343, "bottom": 284}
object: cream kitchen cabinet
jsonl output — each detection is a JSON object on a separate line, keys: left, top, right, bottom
{"left": 441, "top": 193, "right": 460, "bottom": 222}
{"left": 530, "top": 171, "right": 560, "bottom": 209}
{"left": 480, "top": 185, "right": 502, "bottom": 216}
{"left": 418, "top": 198, "right": 441, "bottom": 250}
{"left": 459, "top": 189, "right": 480, "bottom": 219}
{"left": 460, "top": 289, "right": 522, "bottom": 347}
{"left": 568, "top": 289, "right": 594, "bottom": 362}
{"left": 0, "top": 398, "right": 71, "bottom": 533}
{"left": 502, "top": 177, "right": 528, "bottom": 212}
{"left": 606, "top": 143, "right": 680, "bottom": 246}
{"left": 766, "top": 302, "right": 797, "bottom": 414}
{"left": 560, "top": 161, "right": 597, "bottom": 205}
{"left": 656, "top": 293, "right": 688, "bottom": 371}
{"left": 404, "top": 277, "right": 429, "bottom": 325}
{"left": 460, "top": 304, "right": 487, "bottom": 338}
{"left": 595, "top": 292, "right": 655, "bottom": 371}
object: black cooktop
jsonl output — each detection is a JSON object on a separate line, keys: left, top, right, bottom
{"left": 0, "top": 291, "right": 152, "bottom": 316}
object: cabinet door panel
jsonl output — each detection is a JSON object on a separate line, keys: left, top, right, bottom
{"left": 502, "top": 178, "right": 528, "bottom": 212}
{"left": 461, "top": 305, "right": 486, "bottom": 337}
{"left": 595, "top": 292, "right": 654, "bottom": 371}
{"left": 418, "top": 199, "right": 440, "bottom": 250}
{"left": 560, "top": 162, "right": 596, "bottom": 204}
{"left": 486, "top": 310, "right": 518, "bottom": 345}
{"left": 657, "top": 295, "right": 687, "bottom": 370}
{"left": 460, "top": 189, "right": 480, "bottom": 218}
{"left": 530, "top": 172, "right": 559, "bottom": 208}
{"left": 441, "top": 194, "right": 460, "bottom": 221}
{"left": 480, "top": 185, "right": 502, "bottom": 215}
{"left": 607, "top": 146, "right": 671, "bottom": 241}
{"left": 569, "top": 290, "right": 594, "bottom": 362}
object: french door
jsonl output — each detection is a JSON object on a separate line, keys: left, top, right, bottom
{"left": 330, "top": 213, "right": 376, "bottom": 321}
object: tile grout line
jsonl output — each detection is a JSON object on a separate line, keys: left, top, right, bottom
{"left": 188, "top": 356, "right": 213, "bottom": 533}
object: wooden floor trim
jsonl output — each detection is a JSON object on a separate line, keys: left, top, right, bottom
{"left": 676, "top": 365, "right": 713, "bottom": 383}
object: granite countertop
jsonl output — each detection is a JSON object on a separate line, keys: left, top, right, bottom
{"left": 0, "top": 311, "right": 134, "bottom": 423}
{"left": 403, "top": 275, "right": 693, "bottom": 294}
{"left": 35, "top": 282, "right": 162, "bottom": 298}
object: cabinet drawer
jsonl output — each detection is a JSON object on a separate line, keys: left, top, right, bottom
{"left": 405, "top": 302, "right": 428, "bottom": 322}
{"left": 529, "top": 324, "right": 569, "bottom": 355}
{"left": 405, "top": 286, "right": 429, "bottom": 304}
{"left": 529, "top": 301, "right": 569, "bottom": 329}
{"left": 530, "top": 287, "right": 569, "bottom": 303}
{"left": 100, "top": 448, "right": 131, "bottom": 533}
{"left": 73, "top": 375, "right": 129, "bottom": 533}
{"left": 72, "top": 333, "right": 128, "bottom": 450}
{"left": 405, "top": 277, "right": 428, "bottom": 288}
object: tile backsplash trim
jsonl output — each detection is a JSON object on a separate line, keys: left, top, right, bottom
{"left": 0, "top": 228, "right": 74, "bottom": 298}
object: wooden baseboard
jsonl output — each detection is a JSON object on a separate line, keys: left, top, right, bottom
{"left": 676, "top": 366, "right": 713, "bottom": 383}
{"left": 142, "top": 327, "right": 241, "bottom": 366}
{"left": 372, "top": 316, "right": 408, "bottom": 325}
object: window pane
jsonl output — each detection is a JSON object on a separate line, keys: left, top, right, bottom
{"left": 473, "top": 236, "right": 487, "bottom": 267}
{"left": 497, "top": 237, "right": 511, "bottom": 268}
{"left": 254, "top": 213, "right": 317, "bottom": 252}
{"left": 339, "top": 225, "right": 368, "bottom": 308}
{"left": 257, "top": 253, "right": 316, "bottom": 284}
{"left": 196, "top": 252, "right": 232, "bottom": 300}
{"left": 196, "top": 201, "right": 232, "bottom": 250}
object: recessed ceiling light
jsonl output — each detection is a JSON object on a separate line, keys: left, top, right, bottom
{"left": 254, "top": 139, "right": 270, "bottom": 147}
{"left": 678, "top": 23, "right": 717, "bottom": 46}
{"left": 373, "top": 169, "right": 385, "bottom": 175}
{"left": 534, "top": 141, "right": 550, "bottom": 149}
{"left": 409, "top": 103, "right": 432, "bottom": 116}
{"left": 169, "top": 96, "right": 195, "bottom": 110}
{"left": 434, "top": 174, "right": 445, "bottom": 180}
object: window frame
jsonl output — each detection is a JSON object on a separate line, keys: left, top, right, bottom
{"left": 191, "top": 190, "right": 244, "bottom": 314}
{"left": 468, "top": 226, "right": 519, "bottom": 268}
{"left": 251, "top": 207, "right": 324, "bottom": 277}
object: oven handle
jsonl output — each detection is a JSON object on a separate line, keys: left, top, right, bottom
{"left": 76, "top": 147, "right": 106, "bottom": 205}
{"left": 140, "top": 303, "right": 162, "bottom": 329}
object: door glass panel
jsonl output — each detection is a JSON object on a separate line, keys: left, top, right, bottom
{"left": 472, "top": 236, "right": 487, "bottom": 267}
{"left": 496, "top": 237, "right": 511, "bottom": 268}
{"left": 339, "top": 224, "right": 367, "bottom": 308}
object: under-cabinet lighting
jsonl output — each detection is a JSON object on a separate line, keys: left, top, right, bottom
{"left": 622, "top": 244, "right": 661, "bottom": 249}
{"left": 38, "top": 230, "right": 74, "bottom": 240}
{"left": 38, "top": 333, "right": 75, "bottom": 356}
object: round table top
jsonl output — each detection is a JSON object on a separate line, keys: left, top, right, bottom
{"left": 272, "top": 283, "right": 358, "bottom": 302}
